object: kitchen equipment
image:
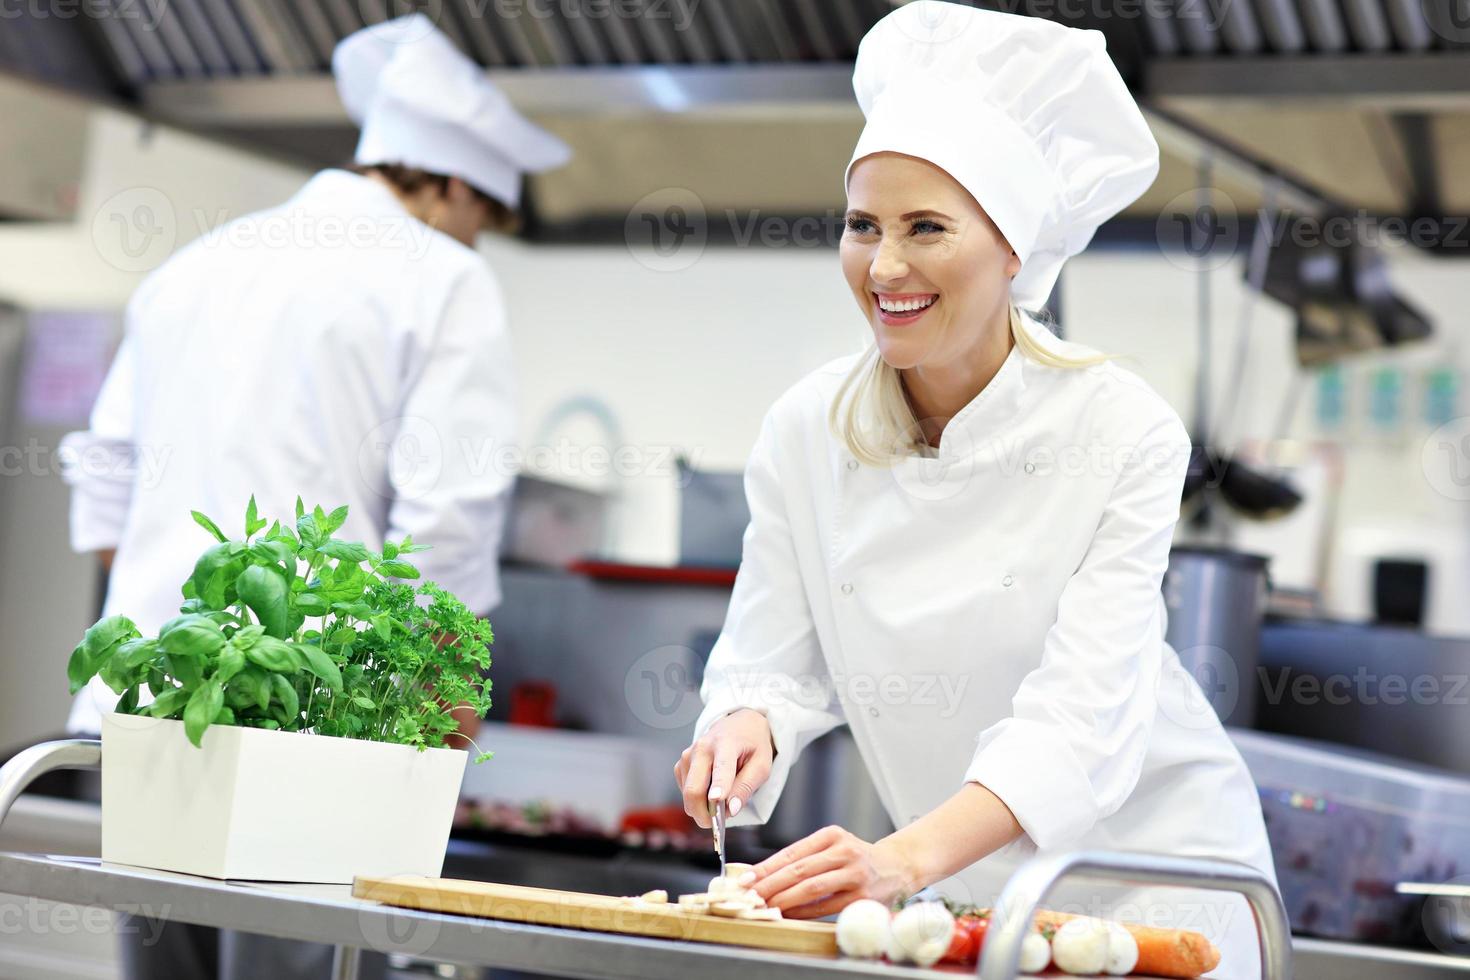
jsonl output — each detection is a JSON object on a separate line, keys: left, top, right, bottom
{"left": 458, "top": 722, "right": 672, "bottom": 834}
{"left": 1163, "top": 547, "right": 1270, "bottom": 727}
{"left": 676, "top": 456, "right": 749, "bottom": 569}
{"left": 352, "top": 876, "right": 839, "bottom": 956}
{"left": 1231, "top": 728, "right": 1470, "bottom": 944}
{"left": 1396, "top": 882, "right": 1470, "bottom": 956}
{"left": 500, "top": 473, "right": 608, "bottom": 567}
{"left": 1258, "top": 619, "right": 1470, "bottom": 774}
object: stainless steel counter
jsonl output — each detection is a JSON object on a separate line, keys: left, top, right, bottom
{"left": 0, "top": 852, "right": 937, "bottom": 980}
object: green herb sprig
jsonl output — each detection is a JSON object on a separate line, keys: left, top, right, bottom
{"left": 67, "top": 496, "right": 493, "bottom": 761}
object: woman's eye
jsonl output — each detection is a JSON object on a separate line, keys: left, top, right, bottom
{"left": 911, "top": 220, "right": 946, "bottom": 235}
{"left": 845, "top": 217, "right": 876, "bottom": 235}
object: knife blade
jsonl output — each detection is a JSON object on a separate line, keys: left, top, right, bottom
{"left": 712, "top": 797, "right": 727, "bottom": 879}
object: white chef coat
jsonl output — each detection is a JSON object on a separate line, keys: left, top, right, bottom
{"left": 63, "top": 169, "right": 518, "bottom": 734}
{"left": 694, "top": 315, "right": 1279, "bottom": 979}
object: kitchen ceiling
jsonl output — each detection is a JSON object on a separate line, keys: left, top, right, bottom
{"left": 4, "top": 0, "right": 1470, "bottom": 242}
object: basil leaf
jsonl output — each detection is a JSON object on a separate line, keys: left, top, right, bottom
{"left": 229, "top": 624, "right": 266, "bottom": 648}
{"left": 237, "top": 565, "right": 290, "bottom": 638}
{"left": 245, "top": 495, "right": 267, "bottom": 538}
{"left": 244, "top": 636, "right": 300, "bottom": 674}
{"left": 316, "top": 540, "right": 370, "bottom": 563}
{"left": 158, "top": 614, "right": 226, "bottom": 659}
{"left": 215, "top": 641, "right": 247, "bottom": 683}
{"left": 183, "top": 679, "right": 224, "bottom": 747}
{"left": 378, "top": 560, "right": 421, "bottom": 580}
{"left": 117, "top": 685, "right": 140, "bottom": 715}
{"left": 324, "top": 505, "right": 349, "bottom": 536}
{"left": 295, "top": 593, "right": 329, "bottom": 616}
{"left": 191, "top": 510, "right": 227, "bottom": 543}
{"left": 225, "top": 668, "right": 268, "bottom": 711}
{"left": 296, "top": 644, "right": 343, "bottom": 693}
{"left": 249, "top": 539, "right": 295, "bottom": 568}
{"left": 66, "top": 616, "right": 140, "bottom": 695}
{"left": 166, "top": 653, "right": 203, "bottom": 687}
{"left": 351, "top": 695, "right": 375, "bottom": 710}
{"left": 270, "top": 673, "right": 299, "bottom": 726}
{"left": 146, "top": 685, "right": 189, "bottom": 718}
{"left": 215, "top": 705, "right": 236, "bottom": 726}
{"left": 190, "top": 542, "right": 244, "bottom": 609}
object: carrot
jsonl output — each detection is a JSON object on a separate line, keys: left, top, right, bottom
{"left": 979, "top": 908, "right": 1221, "bottom": 979}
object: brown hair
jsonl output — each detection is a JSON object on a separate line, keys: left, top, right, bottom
{"left": 351, "top": 163, "right": 521, "bottom": 234}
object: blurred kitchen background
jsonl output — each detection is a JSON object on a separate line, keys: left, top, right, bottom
{"left": 4, "top": 0, "right": 1470, "bottom": 977}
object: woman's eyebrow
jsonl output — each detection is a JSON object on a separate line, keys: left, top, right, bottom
{"left": 901, "top": 209, "right": 954, "bottom": 222}
{"left": 844, "top": 208, "right": 878, "bottom": 220}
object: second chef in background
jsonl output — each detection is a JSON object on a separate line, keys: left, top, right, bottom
{"left": 58, "top": 15, "right": 568, "bottom": 980}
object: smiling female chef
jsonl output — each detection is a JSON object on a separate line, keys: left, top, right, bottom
{"left": 674, "top": 3, "right": 1278, "bottom": 977}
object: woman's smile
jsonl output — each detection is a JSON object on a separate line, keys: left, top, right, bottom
{"left": 873, "top": 291, "right": 939, "bottom": 326}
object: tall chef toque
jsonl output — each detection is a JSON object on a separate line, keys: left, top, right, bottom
{"left": 333, "top": 14, "right": 571, "bottom": 209}
{"left": 846, "top": 0, "right": 1160, "bottom": 310}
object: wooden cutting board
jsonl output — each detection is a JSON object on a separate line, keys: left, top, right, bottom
{"left": 353, "top": 875, "right": 839, "bottom": 956}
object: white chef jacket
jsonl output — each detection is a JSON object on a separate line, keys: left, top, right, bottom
{"left": 694, "top": 316, "right": 1279, "bottom": 979}
{"left": 63, "top": 169, "right": 518, "bottom": 734}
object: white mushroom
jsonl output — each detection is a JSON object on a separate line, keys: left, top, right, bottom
{"left": 1104, "top": 921, "right": 1140, "bottom": 975}
{"left": 888, "top": 902, "right": 955, "bottom": 968}
{"left": 737, "top": 907, "right": 783, "bottom": 921}
{"left": 835, "top": 899, "right": 892, "bottom": 960}
{"left": 1018, "top": 931, "right": 1052, "bottom": 974}
{"left": 1051, "top": 918, "right": 1110, "bottom": 975}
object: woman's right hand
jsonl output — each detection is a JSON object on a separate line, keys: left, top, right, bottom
{"left": 675, "top": 708, "right": 775, "bottom": 828}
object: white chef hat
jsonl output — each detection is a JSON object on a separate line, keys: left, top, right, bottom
{"left": 846, "top": 1, "right": 1159, "bottom": 310}
{"left": 333, "top": 14, "right": 570, "bottom": 209}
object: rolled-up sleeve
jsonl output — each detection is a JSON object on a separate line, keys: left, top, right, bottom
{"left": 964, "top": 415, "right": 1191, "bottom": 849}
{"left": 385, "top": 266, "right": 518, "bottom": 616}
{"left": 692, "top": 407, "right": 844, "bottom": 827}
{"left": 59, "top": 330, "right": 138, "bottom": 553}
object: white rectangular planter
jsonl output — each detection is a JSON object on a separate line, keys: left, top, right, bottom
{"left": 101, "top": 714, "right": 466, "bottom": 883}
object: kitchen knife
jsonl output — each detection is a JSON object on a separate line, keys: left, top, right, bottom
{"left": 712, "top": 797, "right": 727, "bottom": 879}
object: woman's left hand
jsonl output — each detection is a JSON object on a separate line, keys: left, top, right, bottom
{"left": 744, "top": 825, "right": 917, "bottom": 919}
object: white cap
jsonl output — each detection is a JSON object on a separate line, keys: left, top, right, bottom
{"left": 333, "top": 14, "right": 571, "bottom": 209}
{"left": 846, "top": 1, "right": 1159, "bottom": 310}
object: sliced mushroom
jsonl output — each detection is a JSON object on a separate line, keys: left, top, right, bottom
{"left": 737, "top": 907, "right": 783, "bottom": 921}
{"left": 639, "top": 890, "right": 668, "bottom": 904}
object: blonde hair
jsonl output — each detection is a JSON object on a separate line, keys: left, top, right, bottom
{"left": 828, "top": 304, "right": 1110, "bottom": 466}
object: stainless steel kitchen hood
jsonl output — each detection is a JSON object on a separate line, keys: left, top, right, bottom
{"left": 3, "top": 0, "right": 1468, "bottom": 238}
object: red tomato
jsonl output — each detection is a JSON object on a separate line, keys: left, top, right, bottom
{"left": 967, "top": 917, "right": 989, "bottom": 961}
{"left": 941, "top": 917, "right": 988, "bottom": 966}
{"left": 941, "top": 921, "right": 974, "bottom": 965}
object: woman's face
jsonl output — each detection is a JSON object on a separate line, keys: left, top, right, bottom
{"left": 841, "top": 153, "right": 1021, "bottom": 371}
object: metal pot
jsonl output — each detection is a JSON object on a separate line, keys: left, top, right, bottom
{"left": 1163, "top": 546, "right": 1270, "bottom": 728}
